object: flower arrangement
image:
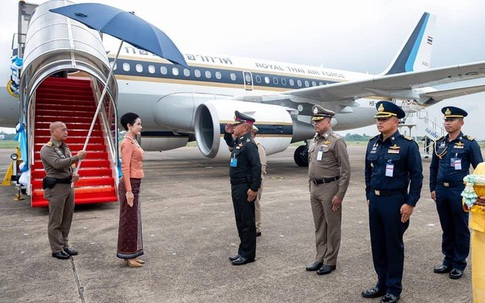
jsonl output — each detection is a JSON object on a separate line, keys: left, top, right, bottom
{"left": 462, "top": 163, "right": 485, "bottom": 214}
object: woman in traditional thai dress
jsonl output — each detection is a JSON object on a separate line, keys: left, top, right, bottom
{"left": 117, "top": 112, "right": 145, "bottom": 268}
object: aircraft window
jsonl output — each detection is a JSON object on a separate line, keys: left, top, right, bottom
{"left": 194, "top": 69, "right": 201, "bottom": 78}
{"left": 215, "top": 71, "right": 222, "bottom": 79}
{"left": 230, "top": 73, "right": 237, "bottom": 81}
{"left": 281, "top": 78, "right": 287, "bottom": 85}
{"left": 319, "top": 82, "right": 324, "bottom": 86}
{"left": 264, "top": 76, "right": 270, "bottom": 84}
{"left": 273, "top": 77, "right": 278, "bottom": 85}
{"left": 289, "top": 79, "right": 295, "bottom": 86}
{"left": 244, "top": 73, "right": 251, "bottom": 83}
{"left": 255, "top": 75, "right": 261, "bottom": 83}
{"left": 312, "top": 81, "right": 317, "bottom": 86}
{"left": 183, "top": 68, "right": 190, "bottom": 77}
{"left": 297, "top": 80, "right": 302, "bottom": 87}
{"left": 123, "top": 63, "right": 130, "bottom": 72}
{"left": 160, "top": 66, "right": 168, "bottom": 75}
{"left": 172, "top": 67, "right": 179, "bottom": 76}
{"left": 205, "top": 70, "right": 212, "bottom": 78}
{"left": 135, "top": 64, "right": 143, "bottom": 73}
{"left": 304, "top": 80, "right": 310, "bottom": 87}
{"left": 148, "top": 65, "right": 155, "bottom": 74}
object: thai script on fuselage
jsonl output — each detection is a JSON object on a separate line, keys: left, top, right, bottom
{"left": 255, "top": 62, "right": 345, "bottom": 79}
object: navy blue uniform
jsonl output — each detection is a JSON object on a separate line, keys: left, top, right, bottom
{"left": 430, "top": 132, "right": 483, "bottom": 270}
{"left": 365, "top": 130, "right": 423, "bottom": 297}
{"left": 226, "top": 132, "right": 261, "bottom": 261}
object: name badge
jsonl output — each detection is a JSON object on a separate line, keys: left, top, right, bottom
{"left": 317, "top": 146, "right": 324, "bottom": 161}
{"left": 450, "top": 158, "right": 462, "bottom": 170}
{"left": 386, "top": 163, "right": 394, "bottom": 177}
{"left": 230, "top": 157, "right": 238, "bottom": 167}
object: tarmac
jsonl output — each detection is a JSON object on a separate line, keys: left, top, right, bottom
{"left": 0, "top": 145, "right": 475, "bottom": 303}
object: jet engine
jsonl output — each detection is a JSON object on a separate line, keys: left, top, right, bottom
{"left": 194, "top": 100, "right": 294, "bottom": 159}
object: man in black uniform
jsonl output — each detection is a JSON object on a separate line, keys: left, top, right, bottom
{"left": 224, "top": 111, "right": 261, "bottom": 266}
{"left": 362, "top": 101, "right": 423, "bottom": 303}
{"left": 430, "top": 106, "right": 483, "bottom": 279}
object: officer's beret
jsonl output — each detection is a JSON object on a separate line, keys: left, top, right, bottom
{"left": 441, "top": 106, "right": 468, "bottom": 118}
{"left": 311, "top": 105, "right": 335, "bottom": 121}
{"left": 251, "top": 125, "right": 259, "bottom": 133}
{"left": 374, "top": 101, "right": 405, "bottom": 119}
{"left": 233, "top": 110, "right": 255, "bottom": 125}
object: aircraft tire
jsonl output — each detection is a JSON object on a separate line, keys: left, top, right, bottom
{"left": 294, "top": 145, "right": 309, "bottom": 167}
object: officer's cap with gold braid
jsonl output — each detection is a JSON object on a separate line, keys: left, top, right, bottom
{"left": 311, "top": 105, "right": 335, "bottom": 121}
{"left": 373, "top": 101, "right": 405, "bottom": 119}
{"left": 233, "top": 110, "right": 255, "bottom": 125}
{"left": 441, "top": 106, "right": 468, "bottom": 118}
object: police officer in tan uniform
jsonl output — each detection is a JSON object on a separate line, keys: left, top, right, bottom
{"left": 40, "top": 122, "right": 86, "bottom": 259}
{"left": 305, "top": 105, "right": 351, "bottom": 275}
{"left": 251, "top": 125, "right": 267, "bottom": 237}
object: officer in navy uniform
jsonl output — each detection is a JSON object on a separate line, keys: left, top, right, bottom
{"left": 430, "top": 106, "right": 483, "bottom": 279}
{"left": 362, "top": 101, "right": 423, "bottom": 303}
{"left": 224, "top": 111, "right": 261, "bottom": 265}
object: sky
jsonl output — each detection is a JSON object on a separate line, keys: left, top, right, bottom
{"left": 1, "top": 0, "right": 485, "bottom": 138}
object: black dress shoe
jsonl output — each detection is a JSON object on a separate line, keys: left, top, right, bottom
{"left": 231, "top": 256, "right": 255, "bottom": 266}
{"left": 229, "top": 254, "right": 240, "bottom": 261}
{"left": 52, "top": 251, "right": 70, "bottom": 260}
{"left": 316, "top": 264, "right": 336, "bottom": 275}
{"left": 380, "top": 293, "right": 400, "bottom": 303}
{"left": 362, "top": 287, "right": 386, "bottom": 298}
{"left": 449, "top": 268, "right": 463, "bottom": 279}
{"left": 305, "top": 261, "right": 323, "bottom": 271}
{"left": 63, "top": 247, "right": 78, "bottom": 256}
{"left": 256, "top": 232, "right": 261, "bottom": 237}
{"left": 433, "top": 264, "right": 451, "bottom": 274}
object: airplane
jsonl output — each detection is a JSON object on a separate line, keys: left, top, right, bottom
{"left": 2, "top": 0, "right": 485, "bottom": 206}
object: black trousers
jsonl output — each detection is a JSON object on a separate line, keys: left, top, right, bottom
{"left": 231, "top": 183, "right": 256, "bottom": 260}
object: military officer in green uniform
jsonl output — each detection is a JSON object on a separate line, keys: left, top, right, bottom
{"left": 40, "top": 121, "right": 87, "bottom": 259}
{"left": 430, "top": 106, "right": 483, "bottom": 279}
{"left": 224, "top": 111, "right": 261, "bottom": 265}
{"left": 305, "top": 105, "right": 351, "bottom": 275}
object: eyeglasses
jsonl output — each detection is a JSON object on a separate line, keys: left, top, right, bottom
{"left": 444, "top": 118, "right": 460, "bottom": 122}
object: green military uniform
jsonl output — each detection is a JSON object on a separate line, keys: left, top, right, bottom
{"left": 40, "top": 138, "right": 81, "bottom": 254}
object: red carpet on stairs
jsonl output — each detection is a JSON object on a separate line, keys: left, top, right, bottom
{"left": 30, "top": 77, "right": 118, "bottom": 207}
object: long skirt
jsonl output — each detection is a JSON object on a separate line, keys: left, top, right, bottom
{"left": 117, "top": 178, "right": 143, "bottom": 259}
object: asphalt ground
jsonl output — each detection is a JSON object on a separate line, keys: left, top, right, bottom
{"left": 0, "top": 145, "right": 475, "bottom": 303}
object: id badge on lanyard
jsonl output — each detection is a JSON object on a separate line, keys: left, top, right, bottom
{"left": 450, "top": 156, "right": 462, "bottom": 170}
{"left": 230, "top": 155, "right": 238, "bottom": 167}
{"left": 317, "top": 146, "right": 324, "bottom": 161}
{"left": 386, "top": 160, "right": 394, "bottom": 177}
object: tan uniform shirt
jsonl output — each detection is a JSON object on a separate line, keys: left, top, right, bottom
{"left": 40, "top": 138, "right": 78, "bottom": 179}
{"left": 308, "top": 130, "right": 351, "bottom": 198}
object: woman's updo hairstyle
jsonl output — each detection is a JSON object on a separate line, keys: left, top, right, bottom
{"left": 120, "top": 112, "right": 140, "bottom": 131}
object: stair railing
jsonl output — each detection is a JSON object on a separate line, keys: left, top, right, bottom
{"left": 90, "top": 78, "right": 119, "bottom": 186}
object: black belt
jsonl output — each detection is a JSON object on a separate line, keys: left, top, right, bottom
{"left": 438, "top": 180, "right": 464, "bottom": 188}
{"left": 230, "top": 177, "right": 248, "bottom": 185}
{"left": 55, "top": 177, "right": 72, "bottom": 184}
{"left": 373, "top": 189, "right": 406, "bottom": 196}
{"left": 311, "top": 176, "right": 340, "bottom": 185}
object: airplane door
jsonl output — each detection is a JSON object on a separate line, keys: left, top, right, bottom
{"left": 243, "top": 71, "right": 253, "bottom": 91}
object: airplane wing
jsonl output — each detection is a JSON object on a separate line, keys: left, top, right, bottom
{"left": 282, "top": 61, "right": 485, "bottom": 104}
{"left": 419, "top": 84, "right": 485, "bottom": 103}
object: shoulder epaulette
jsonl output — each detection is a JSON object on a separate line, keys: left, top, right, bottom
{"left": 369, "top": 134, "right": 379, "bottom": 141}
{"left": 464, "top": 135, "right": 475, "bottom": 141}
{"left": 402, "top": 135, "right": 413, "bottom": 141}
{"left": 45, "top": 141, "right": 53, "bottom": 147}
{"left": 436, "top": 136, "right": 444, "bottom": 141}
{"left": 330, "top": 132, "right": 342, "bottom": 139}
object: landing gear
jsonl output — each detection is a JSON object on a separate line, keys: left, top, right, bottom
{"left": 294, "top": 145, "right": 309, "bottom": 167}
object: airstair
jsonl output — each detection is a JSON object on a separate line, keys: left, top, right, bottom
{"left": 29, "top": 77, "right": 118, "bottom": 207}
{"left": 16, "top": 0, "right": 120, "bottom": 207}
